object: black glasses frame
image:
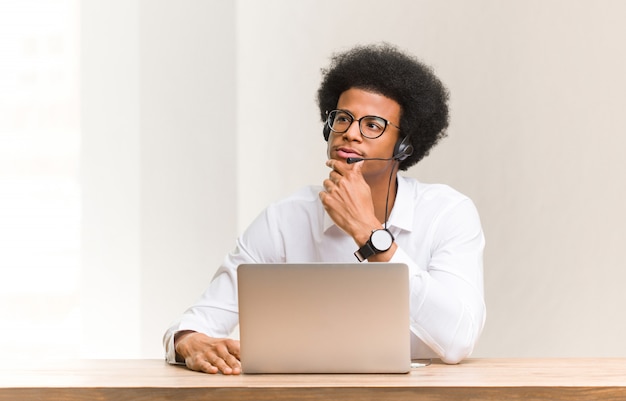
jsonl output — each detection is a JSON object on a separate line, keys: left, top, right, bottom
{"left": 325, "top": 109, "right": 401, "bottom": 139}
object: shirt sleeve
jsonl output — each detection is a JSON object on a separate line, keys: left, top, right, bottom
{"left": 162, "top": 204, "right": 285, "bottom": 364}
{"left": 391, "top": 198, "right": 486, "bottom": 364}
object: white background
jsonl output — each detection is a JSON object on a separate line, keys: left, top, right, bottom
{"left": 2, "top": 0, "right": 625, "bottom": 359}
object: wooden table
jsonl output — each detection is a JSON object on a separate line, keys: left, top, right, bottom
{"left": 1, "top": 358, "right": 625, "bottom": 400}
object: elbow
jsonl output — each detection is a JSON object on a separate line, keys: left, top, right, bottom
{"left": 414, "top": 324, "right": 481, "bottom": 365}
{"left": 439, "top": 341, "right": 475, "bottom": 364}
{"left": 440, "top": 307, "right": 486, "bottom": 365}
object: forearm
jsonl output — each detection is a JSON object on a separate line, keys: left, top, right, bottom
{"left": 391, "top": 247, "right": 486, "bottom": 363}
{"left": 410, "top": 271, "right": 485, "bottom": 363}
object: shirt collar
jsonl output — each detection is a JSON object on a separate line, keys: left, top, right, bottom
{"left": 323, "top": 175, "right": 414, "bottom": 233}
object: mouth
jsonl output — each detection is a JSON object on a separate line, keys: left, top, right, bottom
{"left": 335, "top": 147, "right": 362, "bottom": 160}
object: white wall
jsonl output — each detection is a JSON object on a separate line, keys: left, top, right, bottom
{"left": 80, "top": 0, "right": 626, "bottom": 358}
{"left": 81, "top": 0, "right": 237, "bottom": 357}
{"left": 81, "top": 0, "right": 142, "bottom": 357}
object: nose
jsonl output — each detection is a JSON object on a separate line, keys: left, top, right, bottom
{"left": 342, "top": 120, "right": 362, "bottom": 142}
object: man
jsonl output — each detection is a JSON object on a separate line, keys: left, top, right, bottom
{"left": 164, "top": 43, "right": 486, "bottom": 375}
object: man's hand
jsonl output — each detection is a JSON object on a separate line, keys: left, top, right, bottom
{"left": 319, "top": 159, "right": 380, "bottom": 244}
{"left": 174, "top": 331, "right": 241, "bottom": 375}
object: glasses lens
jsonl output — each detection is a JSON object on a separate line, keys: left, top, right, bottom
{"left": 328, "top": 110, "right": 353, "bottom": 133}
{"left": 359, "top": 116, "right": 387, "bottom": 139}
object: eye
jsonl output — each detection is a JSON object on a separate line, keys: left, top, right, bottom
{"left": 362, "top": 117, "right": 385, "bottom": 133}
{"left": 334, "top": 112, "right": 352, "bottom": 123}
{"left": 330, "top": 111, "right": 353, "bottom": 131}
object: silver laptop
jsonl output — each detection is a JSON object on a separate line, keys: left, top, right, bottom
{"left": 237, "top": 262, "right": 411, "bottom": 374}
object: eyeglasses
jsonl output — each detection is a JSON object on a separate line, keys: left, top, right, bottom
{"left": 325, "top": 109, "right": 400, "bottom": 139}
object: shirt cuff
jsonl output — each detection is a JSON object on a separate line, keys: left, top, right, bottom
{"left": 164, "top": 329, "right": 186, "bottom": 365}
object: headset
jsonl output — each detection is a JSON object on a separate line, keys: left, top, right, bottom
{"left": 392, "top": 135, "right": 413, "bottom": 162}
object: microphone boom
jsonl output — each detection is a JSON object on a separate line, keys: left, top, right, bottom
{"left": 346, "top": 157, "right": 394, "bottom": 164}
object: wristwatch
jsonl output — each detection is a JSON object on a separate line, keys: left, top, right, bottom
{"left": 354, "top": 228, "right": 394, "bottom": 262}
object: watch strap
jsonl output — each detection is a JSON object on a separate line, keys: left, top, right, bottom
{"left": 354, "top": 241, "right": 377, "bottom": 262}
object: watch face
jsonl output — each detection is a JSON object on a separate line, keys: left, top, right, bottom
{"left": 371, "top": 229, "right": 393, "bottom": 252}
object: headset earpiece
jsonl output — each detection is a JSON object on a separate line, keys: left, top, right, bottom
{"left": 393, "top": 136, "right": 414, "bottom": 161}
{"left": 323, "top": 123, "right": 331, "bottom": 141}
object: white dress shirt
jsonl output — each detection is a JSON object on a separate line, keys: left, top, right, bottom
{"left": 164, "top": 175, "right": 486, "bottom": 364}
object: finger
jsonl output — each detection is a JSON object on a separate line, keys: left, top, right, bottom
{"left": 326, "top": 158, "right": 342, "bottom": 173}
{"left": 319, "top": 190, "right": 328, "bottom": 203}
{"left": 322, "top": 178, "right": 334, "bottom": 193}
{"left": 329, "top": 170, "right": 342, "bottom": 185}
{"left": 207, "top": 352, "right": 241, "bottom": 375}
{"left": 186, "top": 356, "right": 219, "bottom": 374}
{"left": 225, "top": 340, "right": 242, "bottom": 359}
{"left": 190, "top": 354, "right": 231, "bottom": 375}
{"left": 210, "top": 357, "right": 237, "bottom": 375}
{"left": 199, "top": 361, "right": 220, "bottom": 374}
{"left": 214, "top": 341, "right": 242, "bottom": 374}
{"left": 216, "top": 344, "right": 242, "bottom": 369}
{"left": 222, "top": 354, "right": 242, "bottom": 375}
